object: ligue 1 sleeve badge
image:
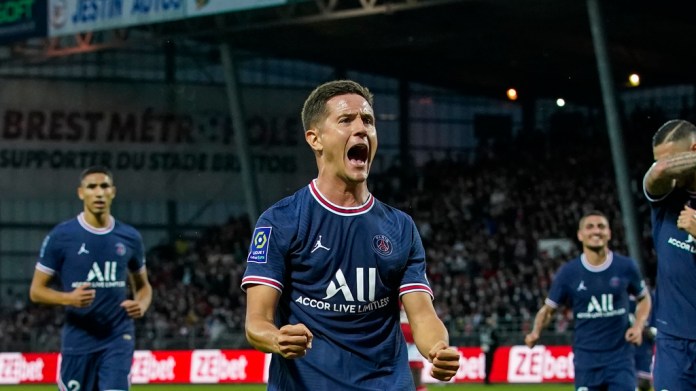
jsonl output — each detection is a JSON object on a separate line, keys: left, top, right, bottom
{"left": 371, "top": 234, "right": 393, "bottom": 256}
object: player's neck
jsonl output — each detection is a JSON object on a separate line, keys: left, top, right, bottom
{"left": 583, "top": 247, "right": 609, "bottom": 266}
{"left": 82, "top": 210, "right": 112, "bottom": 229}
{"left": 313, "top": 177, "right": 370, "bottom": 207}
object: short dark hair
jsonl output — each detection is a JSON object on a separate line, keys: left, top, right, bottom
{"left": 578, "top": 210, "right": 608, "bottom": 229}
{"left": 652, "top": 119, "right": 696, "bottom": 147}
{"left": 301, "top": 80, "right": 374, "bottom": 131}
{"left": 79, "top": 166, "right": 113, "bottom": 184}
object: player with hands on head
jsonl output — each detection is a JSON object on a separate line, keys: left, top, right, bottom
{"left": 643, "top": 119, "right": 696, "bottom": 390}
{"left": 242, "top": 80, "right": 460, "bottom": 390}
{"left": 525, "top": 211, "right": 650, "bottom": 391}
{"left": 29, "top": 166, "right": 152, "bottom": 391}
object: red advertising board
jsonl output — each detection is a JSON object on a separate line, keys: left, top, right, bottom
{"left": 0, "top": 346, "right": 574, "bottom": 384}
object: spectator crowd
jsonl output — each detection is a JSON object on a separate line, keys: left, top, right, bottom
{"left": 0, "top": 104, "right": 673, "bottom": 351}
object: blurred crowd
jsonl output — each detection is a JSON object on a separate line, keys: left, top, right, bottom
{"left": 0, "top": 103, "right": 677, "bottom": 351}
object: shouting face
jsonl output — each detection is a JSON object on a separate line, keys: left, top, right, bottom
{"left": 306, "top": 93, "right": 378, "bottom": 184}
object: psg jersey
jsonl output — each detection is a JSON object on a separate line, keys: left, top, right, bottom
{"left": 644, "top": 184, "right": 696, "bottom": 340}
{"left": 242, "top": 180, "right": 433, "bottom": 390}
{"left": 36, "top": 212, "right": 146, "bottom": 354}
{"left": 546, "top": 252, "right": 646, "bottom": 367}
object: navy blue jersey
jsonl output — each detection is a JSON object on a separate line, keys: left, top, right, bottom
{"left": 36, "top": 212, "right": 146, "bottom": 355}
{"left": 242, "top": 181, "right": 432, "bottom": 390}
{"left": 546, "top": 252, "right": 646, "bottom": 368}
{"left": 644, "top": 185, "right": 696, "bottom": 340}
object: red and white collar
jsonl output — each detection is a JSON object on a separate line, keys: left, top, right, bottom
{"left": 309, "top": 179, "right": 375, "bottom": 216}
{"left": 77, "top": 212, "right": 115, "bottom": 235}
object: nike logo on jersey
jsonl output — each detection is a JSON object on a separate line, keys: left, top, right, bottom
{"left": 577, "top": 281, "right": 587, "bottom": 291}
{"left": 311, "top": 235, "right": 331, "bottom": 253}
{"left": 77, "top": 243, "right": 89, "bottom": 255}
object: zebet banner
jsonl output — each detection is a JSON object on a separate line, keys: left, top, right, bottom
{"left": 0, "top": 346, "right": 574, "bottom": 384}
{"left": 0, "top": 79, "right": 316, "bottom": 205}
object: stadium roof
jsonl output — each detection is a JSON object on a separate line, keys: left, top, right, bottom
{"left": 145, "top": 0, "right": 696, "bottom": 103}
{"left": 6, "top": 0, "right": 693, "bottom": 104}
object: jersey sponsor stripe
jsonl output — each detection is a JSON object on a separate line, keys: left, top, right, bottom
{"left": 544, "top": 298, "right": 559, "bottom": 309}
{"left": 241, "top": 276, "right": 284, "bottom": 292}
{"left": 35, "top": 262, "right": 56, "bottom": 275}
{"left": 399, "top": 283, "right": 433, "bottom": 299}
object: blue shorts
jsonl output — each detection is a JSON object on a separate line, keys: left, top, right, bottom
{"left": 654, "top": 334, "right": 696, "bottom": 390}
{"left": 574, "top": 362, "right": 635, "bottom": 391}
{"left": 634, "top": 342, "right": 654, "bottom": 380}
{"left": 58, "top": 336, "right": 134, "bottom": 391}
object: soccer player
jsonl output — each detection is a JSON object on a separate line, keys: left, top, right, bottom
{"left": 242, "top": 80, "right": 460, "bottom": 390}
{"left": 644, "top": 119, "right": 696, "bottom": 390}
{"left": 524, "top": 211, "right": 650, "bottom": 391}
{"left": 29, "top": 166, "right": 152, "bottom": 391}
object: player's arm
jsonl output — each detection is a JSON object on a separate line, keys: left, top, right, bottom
{"left": 524, "top": 303, "right": 556, "bottom": 348}
{"left": 645, "top": 152, "right": 696, "bottom": 196}
{"left": 625, "top": 293, "right": 651, "bottom": 345}
{"left": 121, "top": 269, "right": 152, "bottom": 318}
{"left": 245, "top": 284, "right": 313, "bottom": 359}
{"left": 402, "top": 292, "right": 460, "bottom": 381}
{"left": 29, "top": 268, "right": 95, "bottom": 308}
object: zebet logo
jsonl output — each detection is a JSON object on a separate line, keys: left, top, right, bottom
{"left": 576, "top": 294, "right": 625, "bottom": 319}
{"left": 0, "top": 0, "right": 33, "bottom": 24}
{"left": 295, "top": 268, "right": 390, "bottom": 314}
{"left": 72, "top": 262, "right": 126, "bottom": 288}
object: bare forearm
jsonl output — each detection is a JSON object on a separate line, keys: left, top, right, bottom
{"left": 647, "top": 152, "right": 696, "bottom": 194}
{"left": 246, "top": 317, "right": 281, "bottom": 354}
{"left": 412, "top": 315, "right": 449, "bottom": 358}
{"left": 133, "top": 284, "right": 152, "bottom": 313}
{"left": 29, "top": 284, "right": 69, "bottom": 306}
{"left": 634, "top": 296, "right": 651, "bottom": 330}
{"left": 532, "top": 306, "right": 553, "bottom": 335}
{"left": 659, "top": 152, "right": 696, "bottom": 177}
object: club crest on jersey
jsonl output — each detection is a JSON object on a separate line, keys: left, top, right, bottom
{"left": 115, "top": 242, "right": 126, "bottom": 256}
{"left": 248, "top": 227, "right": 272, "bottom": 263}
{"left": 610, "top": 276, "right": 621, "bottom": 288}
{"left": 371, "top": 234, "right": 393, "bottom": 256}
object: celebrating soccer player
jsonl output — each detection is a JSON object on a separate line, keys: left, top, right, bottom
{"left": 643, "top": 119, "right": 696, "bottom": 390}
{"left": 242, "top": 80, "right": 461, "bottom": 390}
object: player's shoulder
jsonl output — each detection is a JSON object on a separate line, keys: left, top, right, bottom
{"left": 555, "top": 255, "right": 583, "bottom": 275}
{"left": 49, "top": 216, "right": 80, "bottom": 236}
{"left": 610, "top": 252, "right": 640, "bottom": 269}
{"left": 258, "top": 186, "right": 308, "bottom": 223}
{"left": 113, "top": 218, "right": 143, "bottom": 240}
{"left": 372, "top": 197, "right": 415, "bottom": 224}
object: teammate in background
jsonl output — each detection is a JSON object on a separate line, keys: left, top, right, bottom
{"left": 524, "top": 211, "right": 651, "bottom": 391}
{"left": 401, "top": 305, "right": 427, "bottom": 391}
{"left": 29, "top": 166, "right": 152, "bottom": 391}
{"left": 644, "top": 119, "right": 696, "bottom": 390}
{"left": 242, "top": 80, "right": 460, "bottom": 390}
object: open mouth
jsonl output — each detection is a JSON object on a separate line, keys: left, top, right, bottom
{"left": 347, "top": 144, "right": 369, "bottom": 167}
